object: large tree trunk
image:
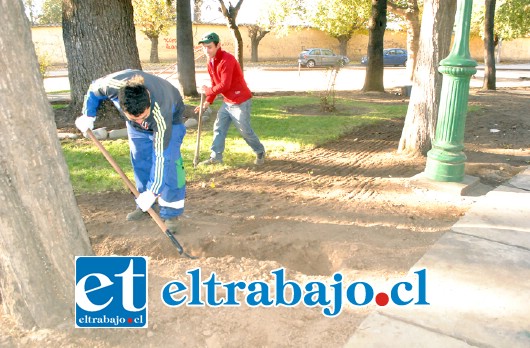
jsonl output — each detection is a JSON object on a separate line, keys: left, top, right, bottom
{"left": 149, "top": 35, "right": 160, "bottom": 63}
{"left": 483, "top": 0, "right": 496, "bottom": 90}
{"left": 218, "top": 0, "right": 244, "bottom": 70}
{"left": 0, "top": 0, "right": 93, "bottom": 330}
{"left": 176, "top": 0, "right": 198, "bottom": 97}
{"left": 62, "top": 0, "right": 142, "bottom": 116}
{"left": 247, "top": 25, "right": 270, "bottom": 63}
{"left": 397, "top": 0, "right": 457, "bottom": 156}
{"left": 363, "top": 0, "right": 387, "bottom": 92}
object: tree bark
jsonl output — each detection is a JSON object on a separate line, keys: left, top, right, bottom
{"left": 1, "top": 0, "right": 93, "bottom": 330}
{"left": 483, "top": 0, "right": 496, "bottom": 90}
{"left": 247, "top": 25, "right": 270, "bottom": 62}
{"left": 363, "top": 0, "right": 387, "bottom": 92}
{"left": 62, "top": 0, "right": 141, "bottom": 117}
{"left": 176, "top": 0, "right": 198, "bottom": 97}
{"left": 337, "top": 35, "right": 351, "bottom": 57}
{"left": 397, "top": 0, "right": 457, "bottom": 156}
{"left": 149, "top": 35, "right": 160, "bottom": 63}
{"left": 218, "top": 0, "right": 245, "bottom": 70}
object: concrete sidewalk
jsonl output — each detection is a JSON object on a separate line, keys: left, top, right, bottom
{"left": 345, "top": 167, "right": 530, "bottom": 347}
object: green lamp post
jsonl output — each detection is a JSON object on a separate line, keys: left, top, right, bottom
{"left": 424, "top": 0, "right": 477, "bottom": 182}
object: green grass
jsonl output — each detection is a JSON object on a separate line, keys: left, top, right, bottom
{"left": 62, "top": 95, "right": 407, "bottom": 193}
{"left": 51, "top": 103, "right": 68, "bottom": 110}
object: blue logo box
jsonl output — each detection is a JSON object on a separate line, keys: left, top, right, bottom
{"left": 75, "top": 256, "right": 148, "bottom": 328}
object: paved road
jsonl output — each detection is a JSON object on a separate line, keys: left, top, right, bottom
{"left": 44, "top": 64, "right": 530, "bottom": 97}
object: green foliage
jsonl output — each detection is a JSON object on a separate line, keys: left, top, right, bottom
{"left": 132, "top": 0, "right": 176, "bottom": 38}
{"left": 471, "top": 0, "right": 530, "bottom": 40}
{"left": 495, "top": 0, "right": 530, "bottom": 40}
{"left": 62, "top": 96, "right": 407, "bottom": 193}
{"left": 38, "top": 0, "right": 61, "bottom": 25}
{"left": 309, "top": 0, "right": 371, "bottom": 39}
{"left": 261, "top": 0, "right": 307, "bottom": 36}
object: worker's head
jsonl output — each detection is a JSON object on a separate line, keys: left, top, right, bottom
{"left": 199, "top": 32, "right": 220, "bottom": 59}
{"left": 119, "top": 75, "right": 151, "bottom": 124}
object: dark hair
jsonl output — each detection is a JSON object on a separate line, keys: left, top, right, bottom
{"left": 118, "top": 75, "right": 150, "bottom": 116}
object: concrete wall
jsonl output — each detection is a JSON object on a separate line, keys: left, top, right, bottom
{"left": 32, "top": 24, "right": 530, "bottom": 66}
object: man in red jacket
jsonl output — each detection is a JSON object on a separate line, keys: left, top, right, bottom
{"left": 194, "top": 32, "right": 266, "bottom": 165}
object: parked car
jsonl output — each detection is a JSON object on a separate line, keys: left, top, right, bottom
{"left": 361, "top": 48, "right": 408, "bottom": 66}
{"left": 298, "top": 48, "right": 350, "bottom": 68}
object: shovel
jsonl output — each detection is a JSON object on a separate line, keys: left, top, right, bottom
{"left": 193, "top": 93, "right": 204, "bottom": 168}
{"left": 85, "top": 129, "right": 197, "bottom": 259}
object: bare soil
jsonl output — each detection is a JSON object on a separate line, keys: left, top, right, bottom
{"left": 1, "top": 88, "right": 529, "bottom": 347}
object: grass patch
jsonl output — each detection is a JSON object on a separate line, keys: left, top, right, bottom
{"left": 51, "top": 103, "right": 68, "bottom": 110}
{"left": 63, "top": 95, "right": 406, "bottom": 193}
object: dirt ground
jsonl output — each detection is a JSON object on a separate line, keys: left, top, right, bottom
{"left": 1, "top": 88, "right": 529, "bottom": 347}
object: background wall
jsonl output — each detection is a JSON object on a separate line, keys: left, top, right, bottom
{"left": 31, "top": 24, "right": 530, "bottom": 66}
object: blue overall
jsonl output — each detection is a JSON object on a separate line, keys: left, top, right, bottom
{"left": 127, "top": 122, "right": 186, "bottom": 219}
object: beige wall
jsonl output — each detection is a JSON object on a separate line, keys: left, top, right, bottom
{"left": 32, "top": 24, "right": 530, "bottom": 66}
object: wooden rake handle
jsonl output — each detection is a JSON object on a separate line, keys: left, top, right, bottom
{"left": 85, "top": 129, "right": 196, "bottom": 259}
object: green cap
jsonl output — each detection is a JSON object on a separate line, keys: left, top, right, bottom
{"left": 198, "top": 32, "right": 220, "bottom": 44}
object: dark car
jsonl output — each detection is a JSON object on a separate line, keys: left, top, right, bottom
{"left": 298, "top": 48, "right": 350, "bottom": 68}
{"left": 361, "top": 48, "right": 408, "bottom": 67}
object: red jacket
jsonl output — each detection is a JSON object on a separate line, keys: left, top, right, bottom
{"left": 204, "top": 48, "right": 252, "bottom": 105}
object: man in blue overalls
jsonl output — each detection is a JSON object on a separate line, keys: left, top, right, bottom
{"left": 75, "top": 70, "right": 186, "bottom": 233}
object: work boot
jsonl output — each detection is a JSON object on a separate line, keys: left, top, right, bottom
{"left": 254, "top": 152, "right": 265, "bottom": 165}
{"left": 126, "top": 207, "right": 148, "bottom": 221}
{"left": 200, "top": 157, "right": 222, "bottom": 166}
{"left": 165, "top": 217, "right": 180, "bottom": 234}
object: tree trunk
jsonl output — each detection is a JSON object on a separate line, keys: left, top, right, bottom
{"left": 483, "top": 0, "right": 496, "bottom": 90}
{"left": 218, "top": 0, "right": 245, "bottom": 70}
{"left": 149, "top": 35, "right": 160, "bottom": 63}
{"left": 176, "top": 0, "right": 198, "bottom": 97}
{"left": 337, "top": 35, "right": 350, "bottom": 57}
{"left": 247, "top": 25, "right": 270, "bottom": 62}
{"left": 0, "top": 0, "right": 93, "bottom": 330}
{"left": 397, "top": 0, "right": 457, "bottom": 156}
{"left": 62, "top": 0, "right": 142, "bottom": 116}
{"left": 363, "top": 0, "right": 387, "bottom": 92}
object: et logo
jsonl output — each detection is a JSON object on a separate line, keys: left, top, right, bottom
{"left": 75, "top": 256, "right": 148, "bottom": 328}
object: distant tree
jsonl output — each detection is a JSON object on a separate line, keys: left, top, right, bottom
{"left": 363, "top": 0, "right": 387, "bottom": 92}
{"left": 246, "top": 25, "right": 270, "bottom": 62}
{"left": 471, "top": 0, "right": 530, "bottom": 89}
{"left": 63, "top": 0, "right": 142, "bottom": 116}
{"left": 397, "top": 0, "right": 457, "bottom": 155}
{"left": 387, "top": 0, "right": 421, "bottom": 81}
{"left": 309, "top": 0, "right": 371, "bottom": 57}
{"left": 217, "top": 0, "right": 245, "bottom": 69}
{"left": 132, "top": 0, "right": 176, "bottom": 63}
{"left": 244, "top": 0, "right": 306, "bottom": 63}
{"left": 38, "top": 0, "right": 62, "bottom": 25}
{"left": 1, "top": 0, "right": 93, "bottom": 330}
{"left": 176, "top": 0, "right": 199, "bottom": 96}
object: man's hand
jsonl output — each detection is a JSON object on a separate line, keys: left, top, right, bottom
{"left": 194, "top": 101, "right": 210, "bottom": 114}
{"left": 136, "top": 190, "right": 157, "bottom": 212}
{"left": 75, "top": 115, "right": 95, "bottom": 133}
